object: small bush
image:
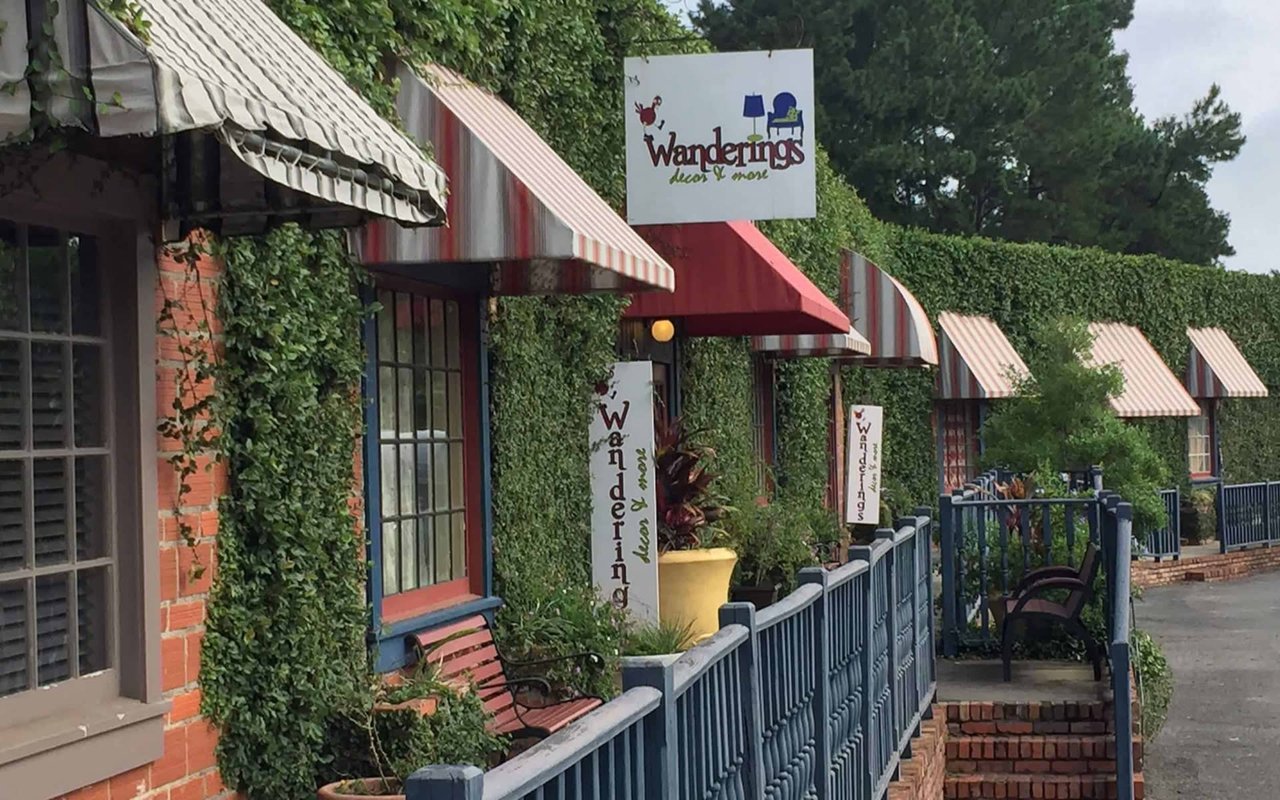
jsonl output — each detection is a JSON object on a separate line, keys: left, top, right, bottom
{"left": 1132, "top": 628, "right": 1173, "bottom": 740}
{"left": 494, "top": 583, "right": 624, "bottom": 699}
{"left": 1180, "top": 489, "right": 1216, "bottom": 544}
{"left": 621, "top": 618, "right": 695, "bottom": 656}
{"left": 726, "top": 500, "right": 823, "bottom": 593}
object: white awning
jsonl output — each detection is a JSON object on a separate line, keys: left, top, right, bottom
{"left": 0, "top": 0, "right": 448, "bottom": 234}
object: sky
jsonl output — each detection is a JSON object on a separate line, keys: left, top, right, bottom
{"left": 662, "top": 0, "right": 1276, "bottom": 274}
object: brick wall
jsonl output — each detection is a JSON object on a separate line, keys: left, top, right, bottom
{"left": 888, "top": 706, "right": 948, "bottom": 800}
{"left": 1134, "top": 545, "right": 1280, "bottom": 587}
{"left": 60, "top": 244, "right": 229, "bottom": 800}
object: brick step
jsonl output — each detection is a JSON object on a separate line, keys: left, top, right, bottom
{"left": 940, "top": 701, "right": 1115, "bottom": 734}
{"left": 946, "top": 734, "right": 1143, "bottom": 775}
{"left": 945, "top": 772, "right": 1145, "bottom": 799}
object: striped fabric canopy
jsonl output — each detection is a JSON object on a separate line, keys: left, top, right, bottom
{"left": 1, "top": 0, "right": 450, "bottom": 233}
{"left": 937, "top": 312, "right": 1029, "bottom": 399}
{"left": 1186, "top": 327, "right": 1268, "bottom": 398}
{"left": 357, "top": 63, "right": 674, "bottom": 296}
{"left": 1087, "top": 322, "right": 1200, "bottom": 418}
{"left": 844, "top": 251, "right": 938, "bottom": 367}
{"left": 751, "top": 328, "right": 872, "bottom": 359}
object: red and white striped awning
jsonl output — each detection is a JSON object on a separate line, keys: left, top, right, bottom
{"left": 1087, "top": 322, "right": 1200, "bottom": 418}
{"left": 357, "top": 63, "right": 674, "bottom": 295}
{"left": 1186, "top": 327, "right": 1268, "bottom": 398}
{"left": 937, "top": 312, "right": 1029, "bottom": 399}
{"left": 752, "top": 328, "right": 872, "bottom": 358}
{"left": 844, "top": 250, "right": 938, "bottom": 367}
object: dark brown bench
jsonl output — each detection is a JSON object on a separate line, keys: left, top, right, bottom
{"left": 1000, "top": 541, "right": 1103, "bottom": 682}
{"left": 409, "top": 614, "right": 603, "bottom": 739}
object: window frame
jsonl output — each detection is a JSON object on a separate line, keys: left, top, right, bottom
{"left": 0, "top": 156, "right": 165, "bottom": 799}
{"left": 939, "top": 400, "right": 980, "bottom": 493}
{"left": 1188, "top": 400, "right": 1216, "bottom": 479}
{"left": 363, "top": 274, "right": 490, "bottom": 663}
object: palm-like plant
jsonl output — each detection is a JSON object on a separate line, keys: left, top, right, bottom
{"left": 653, "top": 414, "right": 731, "bottom": 551}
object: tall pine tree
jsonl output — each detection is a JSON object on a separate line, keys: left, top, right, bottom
{"left": 693, "top": 0, "right": 1244, "bottom": 265}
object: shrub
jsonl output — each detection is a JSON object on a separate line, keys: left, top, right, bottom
{"left": 726, "top": 500, "right": 823, "bottom": 593}
{"left": 1132, "top": 628, "right": 1173, "bottom": 740}
{"left": 1180, "top": 489, "right": 1216, "bottom": 544}
{"left": 621, "top": 618, "right": 695, "bottom": 656}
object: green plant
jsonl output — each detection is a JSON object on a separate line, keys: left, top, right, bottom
{"left": 1132, "top": 628, "right": 1172, "bottom": 740}
{"left": 654, "top": 415, "right": 734, "bottom": 551}
{"left": 493, "top": 583, "right": 624, "bottom": 700}
{"left": 1180, "top": 489, "right": 1216, "bottom": 544}
{"left": 981, "top": 318, "right": 1171, "bottom": 529}
{"left": 621, "top": 618, "right": 695, "bottom": 656}
{"left": 726, "top": 501, "right": 821, "bottom": 592}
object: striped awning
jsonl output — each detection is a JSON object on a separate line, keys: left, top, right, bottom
{"left": 752, "top": 328, "right": 872, "bottom": 359}
{"left": 625, "top": 221, "right": 850, "bottom": 337}
{"left": 937, "top": 313, "right": 1029, "bottom": 399}
{"left": 844, "top": 250, "right": 938, "bottom": 367}
{"left": 1087, "top": 322, "right": 1200, "bottom": 418}
{"left": 357, "top": 63, "right": 674, "bottom": 295}
{"left": 1, "top": 0, "right": 449, "bottom": 234}
{"left": 1186, "top": 327, "right": 1268, "bottom": 398}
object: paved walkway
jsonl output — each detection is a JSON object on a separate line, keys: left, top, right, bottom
{"left": 1138, "top": 572, "right": 1280, "bottom": 798}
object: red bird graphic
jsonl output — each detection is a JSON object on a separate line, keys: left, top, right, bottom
{"left": 634, "top": 96, "right": 664, "bottom": 132}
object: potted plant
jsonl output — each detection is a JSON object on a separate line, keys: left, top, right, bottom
{"left": 1180, "top": 488, "right": 1216, "bottom": 545}
{"left": 317, "top": 670, "right": 507, "bottom": 799}
{"left": 654, "top": 415, "right": 736, "bottom": 643}
{"left": 727, "top": 502, "right": 821, "bottom": 608}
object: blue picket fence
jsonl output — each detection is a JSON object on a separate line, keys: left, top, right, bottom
{"left": 1216, "top": 480, "right": 1280, "bottom": 552}
{"left": 1138, "top": 488, "right": 1180, "bottom": 560}
{"left": 405, "top": 512, "right": 937, "bottom": 800}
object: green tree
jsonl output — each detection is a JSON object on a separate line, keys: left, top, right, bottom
{"left": 980, "top": 318, "right": 1170, "bottom": 526}
{"left": 692, "top": 0, "right": 1244, "bottom": 264}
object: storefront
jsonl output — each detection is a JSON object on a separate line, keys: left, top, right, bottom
{"left": 621, "top": 220, "right": 852, "bottom": 493}
{"left": 1184, "top": 327, "right": 1269, "bottom": 480}
{"left": 935, "top": 312, "right": 1029, "bottom": 492}
{"left": 0, "top": 2, "right": 449, "bottom": 798}
{"left": 357, "top": 64, "right": 675, "bottom": 670}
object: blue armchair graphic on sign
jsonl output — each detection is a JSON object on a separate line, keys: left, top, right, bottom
{"left": 766, "top": 92, "right": 803, "bottom": 142}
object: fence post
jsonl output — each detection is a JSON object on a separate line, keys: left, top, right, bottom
{"left": 405, "top": 766, "right": 484, "bottom": 800}
{"left": 938, "top": 493, "right": 957, "bottom": 657}
{"left": 799, "top": 566, "right": 832, "bottom": 800}
{"left": 849, "top": 541, "right": 877, "bottom": 800}
{"left": 1266, "top": 483, "right": 1274, "bottom": 546}
{"left": 1091, "top": 465, "right": 1104, "bottom": 493}
{"left": 1112, "top": 503, "right": 1136, "bottom": 800}
{"left": 878, "top": 526, "right": 900, "bottom": 752}
{"left": 1216, "top": 481, "right": 1227, "bottom": 554}
{"left": 719, "top": 602, "right": 766, "bottom": 800}
{"left": 915, "top": 506, "right": 937, "bottom": 709}
{"left": 621, "top": 657, "right": 678, "bottom": 799}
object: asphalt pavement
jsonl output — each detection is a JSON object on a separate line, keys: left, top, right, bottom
{"left": 1137, "top": 572, "right": 1280, "bottom": 798}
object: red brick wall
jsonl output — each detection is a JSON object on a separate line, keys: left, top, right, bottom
{"left": 888, "top": 706, "right": 948, "bottom": 800}
{"left": 1134, "top": 546, "right": 1280, "bottom": 587}
{"left": 60, "top": 244, "right": 229, "bottom": 800}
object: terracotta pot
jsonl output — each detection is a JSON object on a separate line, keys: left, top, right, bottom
{"left": 373, "top": 696, "right": 438, "bottom": 716}
{"left": 658, "top": 547, "right": 738, "bottom": 643}
{"left": 730, "top": 584, "right": 779, "bottom": 609}
{"left": 317, "top": 778, "right": 403, "bottom": 800}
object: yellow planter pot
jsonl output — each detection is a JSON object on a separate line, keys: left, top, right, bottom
{"left": 658, "top": 547, "right": 739, "bottom": 644}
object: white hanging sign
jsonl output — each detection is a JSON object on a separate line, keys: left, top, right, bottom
{"left": 623, "top": 49, "right": 817, "bottom": 225}
{"left": 590, "top": 361, "right": 660, "bottom": 623}
{"left": 845, "top": 404, "right": 884, "bottom": 526}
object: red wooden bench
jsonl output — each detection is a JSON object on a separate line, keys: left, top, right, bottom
{"left": 409, "top": 614, "right": 604, "bottom": 739}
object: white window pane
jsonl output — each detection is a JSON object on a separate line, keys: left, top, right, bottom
{"left": 397, "top": 368, "right": 414, "bottom": 438}
{"left": 378, "top": 367, "right": 396, "bottom": 438}
{"left": 395, "top": 294, "right": 413, "bottom": 363}
{"left": 35, "top": 573, "right": 69, "bottom": 685}
{"left": 429, "top": 299, "right": 446, "bottom": 367}
{"left": 434, "top": 513, "right": 451, "bottom": 584}
{"left": 376, "top": 290, "right": 395, "bottom": 362}
{"left": 450, "top": 443, "right": 465, "bottom": 509}
{"left": 451, "top": 511, "right": 466, "bottom": 579}
{"left": 433, "top": 443, "right": 450, "bottom": 512}
{"left": 448, "top": 373, "right": 462, "bottom": 439}
{"left": 30, "top": 342, "right": 67, "bottom": 448}
{"left": 431, "top": 371, "right": 447, "bottom": 433}
{"left": 417, "top": 515, "right": 433, "bottom": 586}
{"left": 0, "top": 579, "right": 27, "bottom": 696}
{"left": 415, "top": 444, "right": 433, "bottom": 514}
{"left": 32, "top": 458, "right": 68, "bottom": 566}
{"left": 445, "top": 301, "right": 460, "bottom": 369}
{"left": 398, "top": 444, "right": 416, "bottom": 516}
{"left": 379, "top": 445, "right": 397, "bottom": 519}
{"left": 381, "top": 522, "right": 400, "bottom": 596}
{"left": 399, "top": 517, "right": 418, "bottom": 591}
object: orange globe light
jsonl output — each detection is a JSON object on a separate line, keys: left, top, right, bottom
{"left": 650, "top": 319, "right": 675, "bottom": 343}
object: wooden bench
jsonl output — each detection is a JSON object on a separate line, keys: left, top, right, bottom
{"left": 409, "top": 615, "right": 604, "bottom": 739}
{"left": 1000, "top": 540, "right": 1103, "bottom": 682}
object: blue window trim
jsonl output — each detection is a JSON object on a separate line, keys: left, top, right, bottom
{"left": 361, "top": 285, "right": 497, "bottom": 673}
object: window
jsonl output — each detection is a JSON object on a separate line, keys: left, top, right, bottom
{"left": 750, "top": 355, "right": 776, "bottom": 493}
{"left": 0, "top": 226, "right": 114, "bottom": 701}
{"left": 372, "top": 286, "right": 481, "bottom": 619}
{"left": 941, "top": 401, "right": 979, "bottom": 493}
{"left": 1188, "top": 402, "right": 1214, "bottom": 477}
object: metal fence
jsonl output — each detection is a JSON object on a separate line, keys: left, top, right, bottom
{"left": 405, "top": 512, "right": 937, "bottom": 800}
{"left": 1098, "top": 492, "right": 1136, "bottom": 800}
{"left": 1216, "top": 480, "right": 1280, "bottom": 552}
{"left": 1138, "top": 488, "right": 1180, "bottom": 560}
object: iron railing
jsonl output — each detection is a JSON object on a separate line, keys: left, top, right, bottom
{"left": 405, "top": 512, "right": 937, "bottom": 800}
{"left": 1098, "top": 493, "right": 1136, "bottom": 800}
{"left": 1216, "top": 480, "right": 1280, "bottom": 552}
{"left": 1138, "top": 488, "right": 1180, "bottom": 560}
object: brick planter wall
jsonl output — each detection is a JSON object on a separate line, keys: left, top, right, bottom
{"left": 1134, "top": 545, "right": 1280, "bottom": 587}
{"left": 888, "top": 706, "right": 948, "bottom": 800}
